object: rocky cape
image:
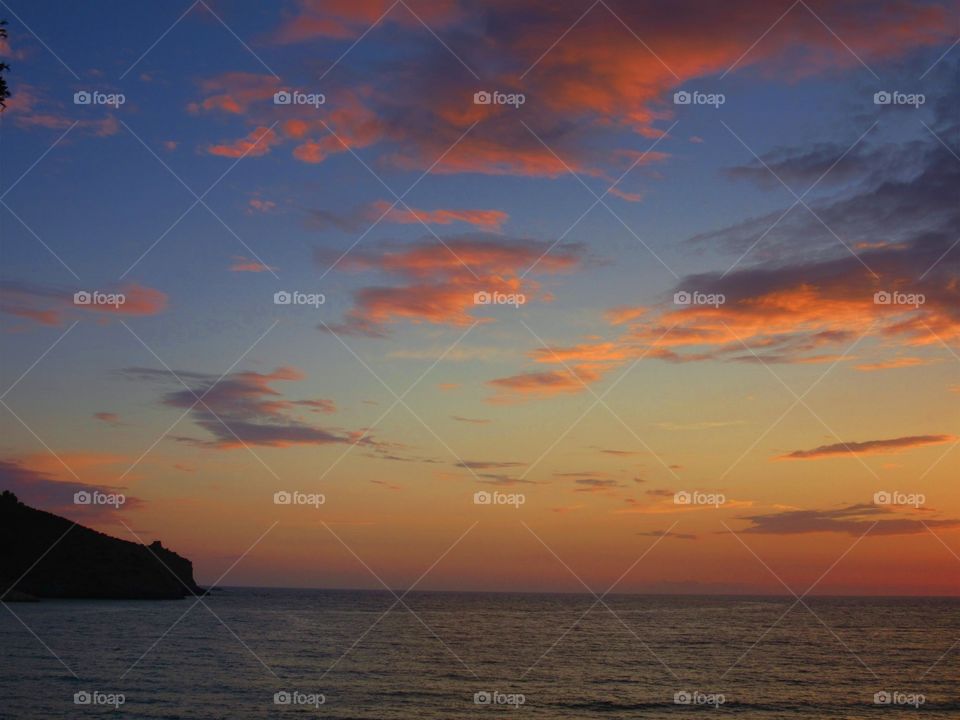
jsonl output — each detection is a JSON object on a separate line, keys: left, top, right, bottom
{"left": 0, "top": 490, "right": 202, "bottom": 601}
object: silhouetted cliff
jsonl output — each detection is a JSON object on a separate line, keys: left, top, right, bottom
{"left": 0, "top": 491, "right": 201, "bottom": 600}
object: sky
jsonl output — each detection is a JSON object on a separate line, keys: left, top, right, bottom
{"left": 0, "top": 0, "right": 958, "bottom": 595}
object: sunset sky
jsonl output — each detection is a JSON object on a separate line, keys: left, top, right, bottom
{"left": 1, "top": 0, "right": 958, "bottom": 595}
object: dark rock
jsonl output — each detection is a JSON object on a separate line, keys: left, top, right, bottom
{"left": 0, "top": 490, "right": 201, "bottom": 600}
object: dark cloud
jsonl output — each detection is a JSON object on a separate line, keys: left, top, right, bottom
{"left": 120, "top": 366, "right": 358, "bottom": 449}
{"left": 646, "top": 489, "right": 675, "bottom": 498}
{"left": 739, "top": 504, "right": 960, "bottom": 536}
{"left": 450, "top": 415, "right": 491, "bottom": 424}
{"left": 637, "top": 530, "right": 697, "bottom": 540}
{"left": 573, "top": 478, "right": 623, "bottom": 493}
{"left": 457, "top": 460, "right": 524, "bottom": 470}
{"left": 779, "top": 434, "right": 955, "bottom": 460}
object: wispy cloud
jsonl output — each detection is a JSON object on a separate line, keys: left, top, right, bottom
{"left": 777, "top": 434, "right": 955, "bottom": 460}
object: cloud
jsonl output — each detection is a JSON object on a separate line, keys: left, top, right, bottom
{"left": 778, "top": 434, "right": 955, "bottom": 460}
{"left": 208, "top": 126, "right": 279, "bottom": 158}
{"left": 854, "top": 357, "right": 934, "bottom": 371}
{"left": 637, "top": 530, "right": 697, "bottom": 540}
{"left": 600, "top": 449, "right": 644, "bottom": 457}
{"left": 481, "top": 93, "right": 958, "bottom": 400}
{"left": 93, "top": 412, "right": 121, "bottom": 425}
{"left": 242, "top": 0, "right": 954, "bottom": 180}
{"left": 120, "top": 366, "right": 354, "bottom": 449}
{"left": 486, "top": 365, "right": 600, "bottom": 402}
{"left": 0, "top": 458, "right": 142, "bottom": 524}
{"left": 247, "top": 198, "right": 277, "bottom": 213}
{"left": 1, "top": 282, "right": 167, "bottom": 326}
{"left": 228, "top": 256, "right": 277, "bottom": 273}
{"left": 738, "top": 504, "right": 960, "bottom": 536}
{"left": 450, "top": 415, "right": 491, "bottom": 424}
{"left": 456, "top": 460, "right": 524, "bottom": 470}
{"left": 189, "top": 72, "right": 279, "bottom": 114}
{"left": 311, "top": 200, "right": 508, "bottom": 233}
{"left": 3, "top": 83, "right": 120, "bottom": 136}
{"left": 272, "top": 0, "right": 460, "bottom": 43}
{"left": 317, "top": 235, "right": 582, "bottom": 336}
{"left": 491, "top": 212, "right": 957, "bottom": 398}
{"left": 646, "top": 489, "right": 676, "bottom": 498}
{"left": 572, "top": 478, "right": 623, "bottom": 493}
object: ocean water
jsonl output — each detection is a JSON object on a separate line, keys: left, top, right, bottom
{"left": 1, "top": 590, "right": 957, "bottom": 718}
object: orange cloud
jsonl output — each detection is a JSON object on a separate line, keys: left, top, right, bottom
{"left": 320, "top": 237, "right": 582, "bottom": 336}
{"left": 1, "top": 282, "right": 167, "bottom": 326}
{"left": 486, "top": 229, "right": 958, "bottom": 402}
{"left": 247, "top": 198, "right": 277, "bottom": 213}
{"left": 253, "top": 0, "right": 953, "bottom": 180}
{"left": 486, "top": 364, "right": 601, "bottom": 403}
{"left": 778, "top": 434, "right": 956, "bottom": 461}
{"left": 854, "top": 357, "right": 934, "bottom": 371}
{"left": 188, "top": 72, "right": 279, "bottom": 115}
{"left": 369, "top": 200, "right": 507, "bottom": 231}
{"left": 208, "top": 126, "right": 279, "bottom": 158}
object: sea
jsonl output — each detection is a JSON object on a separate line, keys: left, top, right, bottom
{"left": 1, "top": 590, "right": 957, "bottom": 718}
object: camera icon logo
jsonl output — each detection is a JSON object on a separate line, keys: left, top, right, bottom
{"left": 74, "top": 491, "right": 92, "bottom": 505}
{"left": 274, "top": 291, "right": 292, "bottom": 305}
{"left": 473, "top": 491, "right": 492, "bottom": 505}
{"left": 474, "top": 691, "right": 492, "bottom": 705}
{"left": 274, "top": 90, "right": 292, "bottom": 105}
{"left": 74, "top": 691, "right": 92, "bottom": 705}
{"left": 674, "top": 690, "right": 692, "bottom": 704}
{"left": 74, "top": 91, "right": 92, "bottom": 105}
{"left": 874, "top": 691, "right": 892, "bottom": 705}
{"left": 274, "top": 491, "right": 292, "bottom": 505}
{"left": 873, "top": 91, "right": 892, "bottom": 105}
{"left": 274, "top": 691, "right": 292, "bottom": 705}
{"left": 673, "top": 91, "right": 691, "bottom": 105}
{"left": 673, "top": 290, "right": 692, "bottom": 305}
{"left": 474, "top": 91, "right": 492, "bottom": 105}
{"left": 873, "top": 491, "right": 892, "bottom": 505}
{"left": 873, "top": 290, "right": 891, "bottom": 305}
{"left": 74, "top": 291, "right": 92, "bottom": 305}
{"left": 473, "top": 291, "right": 491, "bottom": 305}
{"left": 674, "top": 491, "right": 691, "bottom": 505}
